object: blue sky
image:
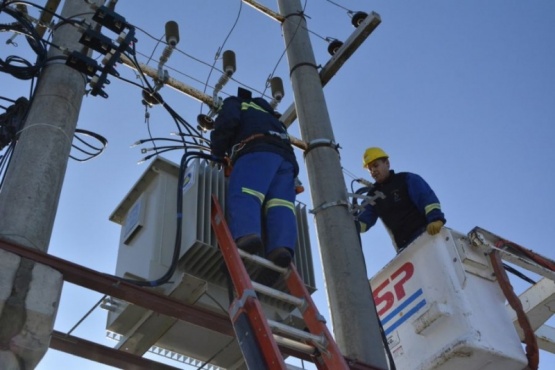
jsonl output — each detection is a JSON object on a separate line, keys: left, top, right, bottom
{"left": 2, "top": 0, "right": 555, "bottom": 369}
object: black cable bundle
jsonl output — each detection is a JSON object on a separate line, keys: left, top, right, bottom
{"left": 0, "top": 4, "right": 47, "bottom": 80}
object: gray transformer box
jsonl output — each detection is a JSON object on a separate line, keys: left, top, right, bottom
{"left": 105, "top": 156, "right": 315, "bottom": 368}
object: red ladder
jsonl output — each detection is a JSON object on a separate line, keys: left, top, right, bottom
{"left": 210, "top": 194, "right": 350, "bottom": 370}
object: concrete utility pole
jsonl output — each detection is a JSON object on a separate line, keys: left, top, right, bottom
{"left": 0, "top": 0, "right": 103, "bottom": 368}
{"left": 277, "top": 1, "right": 388, "bottom": 367}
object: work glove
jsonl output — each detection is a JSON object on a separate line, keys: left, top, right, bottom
{"left": 426, "top": 220, "right": 444, "bottom": 235}
{"left": 294, "top": 177, "right": 304, "bottom": 194}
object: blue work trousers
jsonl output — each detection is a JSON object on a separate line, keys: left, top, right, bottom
{"left": 227, "top": 152, "right": 297, "bottom": 256}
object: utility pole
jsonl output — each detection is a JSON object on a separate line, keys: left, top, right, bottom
{"left": 277, "top": 1, "right": 388, "bottom": 367}
{"left": 0, "top": 0, "right": 103, "bottom": 368}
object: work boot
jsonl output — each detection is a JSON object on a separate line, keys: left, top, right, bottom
{"left": 220, "top": 234, "right": 261, "bottom": 279}
{"left": 255, "top": 247, "right": 292, "bottom": 287}
{"left": 235, "top": 234, "right": 263, "bottom": 254}
{"left": 267, "top": 248, "right": 293, "bottom": 268}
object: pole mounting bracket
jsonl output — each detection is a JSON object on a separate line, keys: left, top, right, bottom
{"left": 304, "top": 138, "right": 341, "bottom": 157}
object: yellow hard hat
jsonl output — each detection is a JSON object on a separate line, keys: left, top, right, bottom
{"left": 362, "top": 147, "right": 388, "bottom": 167}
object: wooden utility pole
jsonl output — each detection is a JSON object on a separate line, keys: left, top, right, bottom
{"left": 0, "top": 0, "right": 103, "bottom": 368}
{"left": 277, "top": 0, "right": 388, "bottom": 367}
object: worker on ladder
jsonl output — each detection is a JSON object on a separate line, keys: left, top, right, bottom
{"left": 356, "top": 147, "right": 447, "bottom": 253}
{"left": 210, "top": 88, "right": 299, "bottom": 286}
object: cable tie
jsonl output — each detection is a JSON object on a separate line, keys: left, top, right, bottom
{"left": 284, "top": 11, "right": 306, "bottom": 21}
{"left": 16, "top": 123, "right": 72, "bottom": 144}
{"left": 289, "top": 62, "right": 318, "bottom": 76}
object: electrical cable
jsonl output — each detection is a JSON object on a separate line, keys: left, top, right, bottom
{"left": 0, "top": 90, "right": 31, "bottom": 189}
{"left": 0, "top": 4, "right": 47, "bottom": 80}
{"left": 121, "top": 49, "right": 191, "bottom": 156}
{"left": 143, "top": 32, "right": 164, "bottom": 66}
{"left": 502, "top": 262, "right": 536, "bottom": 285}
{"left": 105, "top": 72, "right": 145, "bottom": 91}
{"left": 342, "top": 166, "right": 361, "bottom": 180}
{"left": 66, "top": 294, "right": 108, "bottom": 336}
{"left": 0, "top": 141, "right": 15, "bottom": 189}
{"left": 139, "top": 144, "right": 209, "bottom": 155}
{"left": 50, "top": 12, "right": 95, "bottom": 32}
{"left": 135, "top": 137, "right": 213, "bottom": 163}
{"left": 195, "top": 336, "right": 236, "bottom": 370}
{"left": 368, "top": 282, "right": 397, "bottom": 370}
{"left": 0, "top": 96, "right": 29, "bottom": 149}
{"left": 132, "top": 137, "right": 190, "bottom": 147}
{"left": 1, "top": 0, "right": 91, "bottom": 40}
{"left": 325, "top": 0, "right": 353, "bottom": 13}
{"left": 69, "top": 128, "right": 108, "bottom": 162}
{"left": 490, "top": 250, "right": 539, "bottom": 370}
{"left": 160, "top": 97, "right": 201, "bottom": 143}
{"left": 144, "top": 105, "right": 158, "bottom": 154}
{"left": 0, "top": 95, "right": 17, "bottom": 105}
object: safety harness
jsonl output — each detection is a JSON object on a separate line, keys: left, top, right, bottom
{"left": 229, "top": 130, "right": 290, "bottom": 162}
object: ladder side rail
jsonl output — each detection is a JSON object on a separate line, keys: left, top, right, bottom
{"left": 210, "top": 194, "right": 287, "bottom": 370}
{"left": 285, "top": 263, "right": 351, "bottom": 369}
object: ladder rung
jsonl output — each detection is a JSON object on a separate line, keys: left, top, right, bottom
{"left": 251, "top": 281, "right": 306, "bottom": 308}
{"left": 238, "top": 249, "right": 288, "bottom": 274}
{"left": 267, "top": 319, "right": 327, "bottom": 349}
{"left": 273, "top": 334, "right": 317, "bottom": 355}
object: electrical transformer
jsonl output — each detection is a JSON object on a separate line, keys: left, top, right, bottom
{"left": 104, "top": 156, "right": 315, "bottom": 368}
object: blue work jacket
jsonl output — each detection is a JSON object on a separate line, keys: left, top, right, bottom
{"left": 210, "top": 96, "right": 298, "bottom": 175}
{"left": 356, "top": 170, "right": 446, "bottom": 250}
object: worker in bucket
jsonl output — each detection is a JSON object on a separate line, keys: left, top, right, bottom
{"left": 210, "top": 88, "right": 299, "bottom": 286}
{"left": 355, "top": 147, "right": 446, "bottom": 253}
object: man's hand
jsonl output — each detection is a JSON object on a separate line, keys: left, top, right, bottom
{"left": 223, "top": 156, "right": 233, "bottom": 177}
{"left": 426, "top": 220, "right": 444, "bottom": 235}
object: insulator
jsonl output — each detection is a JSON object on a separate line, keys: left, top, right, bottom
{"left": 327, "top": 39, "right": 344, "bottom": 56}
{"left": 165, "top": 21, "right": 180, "bottom": 46}
{"left": 142, "top": 88, "right": 162, "bottom": 106}
{"left": 222, "top": 50, "right": 236, "bottom": 76}
{"left": 351, "top": 11, "right": 368, "bottom": 28}
{"left": 270, "top": 77, "right": 284, "bottom": 101}
{"left": 197, "top": 114, "right": 215, "bottom": 131}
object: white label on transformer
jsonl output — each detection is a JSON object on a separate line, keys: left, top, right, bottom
{"left": 182, "top": 161, "right": 197, "bottom": 194}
